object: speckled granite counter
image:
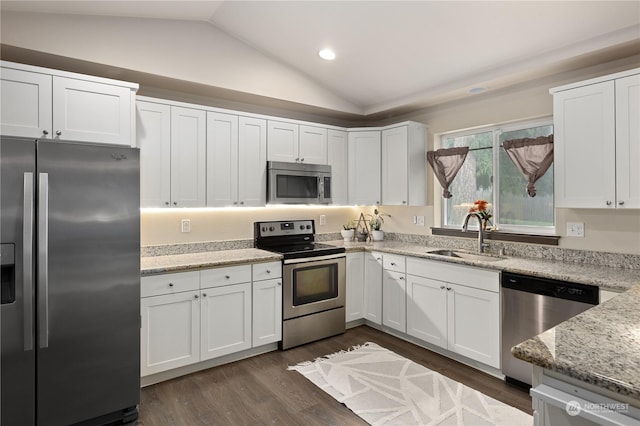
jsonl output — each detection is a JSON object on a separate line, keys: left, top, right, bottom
{"left": 141, "top": 248, "right": 282, "bottom": 275}
{"left": 511, "top": 285, "right": 640, "bottom": 403}
{"left": 327, "top": 240, "right": 640, "bottom": 292}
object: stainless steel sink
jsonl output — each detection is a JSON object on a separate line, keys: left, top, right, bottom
{"left": 427, "top": 249, "right": 505, "bottom": 262}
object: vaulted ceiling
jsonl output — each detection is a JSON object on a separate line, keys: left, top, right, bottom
{"left": 2, "top": 1, "right": 639, "bottom": 120}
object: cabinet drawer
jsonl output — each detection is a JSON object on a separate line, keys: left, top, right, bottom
{"left": 253, "top": 261, "right": 282, "bottom": 281}
{"left": 141, "top": 271, "right": 200, "bottom": 298}
{"left": 383, "top": 254, "right": 406, "bottom": 272}
{"left": 406, "top": 258, "right": 499, "bottom": 293}
{"left": 201, "top": 264, "right": 251, "bottom": 288}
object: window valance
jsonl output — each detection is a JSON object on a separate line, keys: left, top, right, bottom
{"left": 503, "top": 135, "right": 554, "bottom": 197}
{"left": 427, "top": 147, "right": 469, "bottom": 199}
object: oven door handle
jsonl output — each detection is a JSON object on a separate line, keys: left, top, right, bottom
{"left": 283, "top": 253, "right": 345, "bottom": 264}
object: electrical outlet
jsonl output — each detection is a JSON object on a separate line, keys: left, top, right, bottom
{"left": 566, "top": 222, "right": 584, "bottom": 237}
{"left": 416, "top": 216, "right": 425, "bottom": 226}
{"left": 181, "top": 219, "right": 191, "bottom": 233}
{"left": 319, "top": 214, "right": 326, "bottom": 226}
{"left": 413, "top": 216, "right": 417, "bottom": 224}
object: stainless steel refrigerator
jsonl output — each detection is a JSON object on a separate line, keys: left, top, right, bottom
{"left": 1, "top": 137, "right": 140, "bottom": 425}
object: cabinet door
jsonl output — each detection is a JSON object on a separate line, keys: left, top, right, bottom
{"left": 52, "top": 76, "right": 132, "bottom": 145}
{"left": 446, "top": 284, "right": 500, "bottom": 368}
{"left": 206, "top": 112, "right": 239, "bottom": 207}
{"left": 345, "top": 252, "right": 365, "bottom": 322}
{"left": 137, "top": 101, "right": 171, "bottom": 207}
{"left": 200, "top": 283, "right": 252, "bottom": 360}
{"left": 0, "top": 67, "right": 52, "bottom": 138}
{"left": 170, "top": 106, "right": 206, "bottom": 207}
{"left": 327, "top": 129, "right": 348, "bottom": 205}
{"left": 140, "top": 291, "right": 200, "bottom": 376}
{"left": 554, "top": 81, "right": 616, "bottom": 208}
{"left": 267, "top": 120, "right": 299, "bottom": 162}
{"left": 406, "top": 275, "right": 448, "bottom": 348}
{"left": 382, "top": 270, "right": 406, "bottom": 333}
{"left": 252, "top": 278, "right": 282, "bottom": 346}
{"left": 363, "top": 252, "right": 383, "bottom": 324}
{"left": 238, "top": 117, "right": 267, "bottom": 207}
{"left": 382, "top": 125, "right": 408, "bottom": 205}
{"left": 299, "top": 125, "right": 328, "bottom": 164}
{"left": 348, "top": 131, "right": 381, "bottom": 205}
{"left": 615, "top": 74, "right": 640, "bottom": 209}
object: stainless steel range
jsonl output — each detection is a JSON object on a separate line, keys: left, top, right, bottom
{"left": 254, "top": 220, "right": 346, "bottom": 350}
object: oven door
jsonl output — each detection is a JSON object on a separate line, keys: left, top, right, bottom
{"left": 282, "top": 254, "right": 345, "bottom": 320}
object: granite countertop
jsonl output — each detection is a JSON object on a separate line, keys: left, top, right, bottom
{"left": 327, "top": 240, "right": 640, "bottom": 292}
{"left": 141, "top": 248, "right": 282, "bottom": 275}
{"left": 511, "top": 285, "right": 640, "bottom": 403}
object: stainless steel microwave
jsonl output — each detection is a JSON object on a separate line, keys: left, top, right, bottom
{"left": 267, "top": 161, "right": 332, "bottom": 204}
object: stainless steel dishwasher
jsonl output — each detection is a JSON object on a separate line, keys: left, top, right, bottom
{"left": 501, "top": 272, "right": 599, "bottom": 387}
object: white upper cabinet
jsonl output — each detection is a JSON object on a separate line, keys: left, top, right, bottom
{"left": 137, "top": 101, "right": 171, "bottom": 208}
{"left": 267, "top": 120, "right": 299, "bottom": 163}
{"left": 1, "top": 61, "right": 137, "bottom": 146}
{"left": 207, "top": 113, "right": 267, "bottom": 207}
{"left": 615, "top": 74, "right": 640, "bottom": 209}
{"left": 170, "top": 106, "right": 207, "bottom": 207}
{"left": 206, "top": 112, "right": 239, "bottom": 207}
{"left": 237, "top": 117, "right": 268, "bottom": 207}
{"left": 327, "top": 129, "right": 348, "bottom": 205}
{"left": 0, "top": 67, "right": 52, "bottom": 138}
{"left": 267, "top": 121, "right": 328, "bottom": 164}
{"left": 298, "top": 125, "right": 328, "bottom": 164}
{"left": 348, "top": 130, "right": 381, "bottom": 205}
{"left": 381, "top": 122, "right": 427, "bottom": 206}
{"left": 551, "top": 69, "right": 639, "bottom": 209}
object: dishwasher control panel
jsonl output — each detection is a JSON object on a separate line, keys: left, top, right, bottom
{"left": 502, "top": 272, "right": 599, "bottom": 305}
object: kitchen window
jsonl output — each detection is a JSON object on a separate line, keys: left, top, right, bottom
{"left": 441, "top": 118, "right": 555, "bottom": 234}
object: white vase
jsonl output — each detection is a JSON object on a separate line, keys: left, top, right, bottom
{"left": 372, "top": 230, "right": 384, "bottom": 241}
{"left": 341, "top": 229, "right": 355, "bottom": 241}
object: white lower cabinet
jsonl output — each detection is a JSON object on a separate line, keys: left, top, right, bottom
{"left": 345, "top": 252, "right": 365, "bottom": 322}
{"left": 200, "top": 282, "right": 252, "bottom": 360}
{"left": 382, "top": 270, "right": 406, "bottom": 333}
{"left": 406, "top": 258, "right": 500, "bottom": 369}
{"left": 252, "top": 260, "right": 283, "bottom": 346}
{"left": 363, "top": 252, "right": 383, "bottom": 324}
{"left": 141, "top": 261, "right": 282, "bottom": 378}
{"left": 140, "top": 290, "right": 201, "bottom": 376}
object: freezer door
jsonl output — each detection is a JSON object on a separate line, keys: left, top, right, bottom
{"left": 0, "top": 137, "right": 36, "bottom": 426}
{"left": 36, "top": 141, "right": 140, "bottom": 425}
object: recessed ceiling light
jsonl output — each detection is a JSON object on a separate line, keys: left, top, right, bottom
{"left": 469, "top": 87, "right": 487, "bottom": 94}
{"left": 318, "top": 49, "right": 336, "bottom": 61}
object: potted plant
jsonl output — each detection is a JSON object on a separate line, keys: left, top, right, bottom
{"left": 341, "top": 221, "right": 355, "bottom": 241}
{"left": 369, "top": 209, "right": 388, "bottom": 241}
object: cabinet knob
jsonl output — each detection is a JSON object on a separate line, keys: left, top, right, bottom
{"left": 390, "top": 262, "right": 396, "bottom": 266}
{"left": 619, "top": 201, "right": 625, "bottom": 206}
{"left": 606, "top": 200, "right": 613, "bottom": 206}
{"left": 376, "top": 201, "right": 380, "bottom": 205}
{"left": 277, "top": 281, "right": 282, "bottom": 286}
{"left": 194, "top": 294, "right": 199, "bottom": 299}
{"left": 446, "top": 287, "right": 452, "bottom": 291}
{"left": 240, "top": 201, "right": 244, "bottom": 205}
{"left": 55, "top": 130, "right": 62, "bottom": 136}
{"left": 168, "top": 283, "right": 174, "bottom": 287}
{"left": 403, "top": 201, "right": 407, "bottom": 204}
{"left": 42, "top": 130, "right": 49, "bottom": 136}
{"left": 440, "top": 285, "right": 445, "bottom": 290}
{"left": 295, "top": 158, "right": 299, "bottom": 162}
{"left": 173, "top": 202, "right": 177, "bottom": 206}
{"left": 225, "top": 275, "right": 230, "bottom": 279}
{"left": 202, "top": 293, "right": 207, "bottom": 297}
{"left": 165, "top": 201, "right": 170, "bottom": 206}
{"left": 266, "top": 270, "right": 271, "bottom": 274}
{"left": 300, "top": 158, "right": 304, "bottom": 162}
{"left": 233, "top": 201, "right": 238, "bottom": 205}
{"left": 399, "top": 276, "right": 404, "bottom": 280}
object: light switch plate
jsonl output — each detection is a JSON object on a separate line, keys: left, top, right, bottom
{"left": 319, "top": 214, "right": 326, "bottom": 226}
{"left": 566, "top": 222, "right": 584, "bottom": 237}
{"left": 416, "top": 216, "right": 425, "bottom": 226}
{"left": 181, "top": 219, "right": 191, "bottom": 233}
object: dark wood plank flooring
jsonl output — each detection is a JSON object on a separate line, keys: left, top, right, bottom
{"left": 137, "top": 325, "right": 531, "bottom": 425}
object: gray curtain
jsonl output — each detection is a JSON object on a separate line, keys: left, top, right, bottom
{"left": 427, "top": 147, "right": 469, "bottom": 198}
{"left": 503, "top": 135, "right": 554, "bottom": 197}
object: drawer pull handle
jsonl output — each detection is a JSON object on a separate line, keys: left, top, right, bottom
{"left": 390, "top": 262, "right": 396, "bottom": 266}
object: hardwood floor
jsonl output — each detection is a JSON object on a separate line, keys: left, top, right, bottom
{"left": 137, "top": 325, "right": 532, "bottom": 425}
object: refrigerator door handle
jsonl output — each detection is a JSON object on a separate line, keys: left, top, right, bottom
{"left": 38, "top": 172, "right": 49, "bottom": 349}
{"left": 23, "top": 172, "right": 34, "bottom": 351}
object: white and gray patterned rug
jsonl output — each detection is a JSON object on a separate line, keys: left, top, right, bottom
{"left": 288, "top": 342, "right": 532, "bottom": 426}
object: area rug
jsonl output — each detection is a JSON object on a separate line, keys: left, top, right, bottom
{"left": 288, "top": 342, "right": 532, "bottom": 426}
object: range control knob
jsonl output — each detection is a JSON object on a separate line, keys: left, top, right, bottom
{"left": 306, "top": 225, "right": 312, "bottom": 229}
{"left": 300, "top": 225, "right": 305, "bottom": 230}
{"left": 269, "top": 226, "right": 275, "bottom": 232}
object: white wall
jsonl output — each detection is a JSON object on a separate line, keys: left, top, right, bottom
{"left": 0, "top": 11, "right": 361, "bottom": 115}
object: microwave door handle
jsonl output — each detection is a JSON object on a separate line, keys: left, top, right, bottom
{"left": 318, "top": 176, "right": 322, "bottom": 202}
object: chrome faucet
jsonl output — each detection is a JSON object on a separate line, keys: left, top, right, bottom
{"left": 462, "top": 212, "right": 489, "bottom": 253}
